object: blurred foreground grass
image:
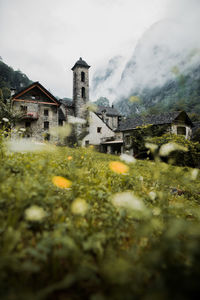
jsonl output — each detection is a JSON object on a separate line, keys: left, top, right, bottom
{"left": 0, "top": 144, "right": 200, "bottom": 300}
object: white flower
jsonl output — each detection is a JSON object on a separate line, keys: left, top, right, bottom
{"left": 2, "top": 117, "right": 9, "bottom": 122}
{"left": 19, "top": 128, "right": 26, "bottom": 132}
{"left": 25, "top": 205, "right": 46, "bottom": 222}
{"left": 49, "top": 124, "right": 71, "bottom": 137}
{"left": 111, "top": 192, "right": 145, "bottom": 211}
{"left": 120, "top": 153, "right": 136, "bottom": 164}
{"left": 145, "top": 143, "right": 158, "bottom": 152}
{"left": 68, "top": 116, "right": 86, "bottom": 124}
{"left": 7, "top": 139, "right": 46, "bottom": 152}
{"left": 159, "top": 143, "right": 188, "bottom": 156}
{"left": 71, "top": 198, "right": 88, "bottom": 215}
{"left": 149, "top": 191, "right": 156, "bottom": 201}
{"left": 191, "top": 169, "right": 199, "bottom": 180}
{"left": 139, "top": 176, "right": 144, "bottom": 182}
{"left": 152, "top": 207, "right": 161, "bottom": 216}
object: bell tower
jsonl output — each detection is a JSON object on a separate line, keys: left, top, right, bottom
{"left": 71, "top": 57, "right": 90, "bottom": 120}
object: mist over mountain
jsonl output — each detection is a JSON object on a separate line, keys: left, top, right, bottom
{"left": 91, "top": 13, "right": 200, "bottom": 117}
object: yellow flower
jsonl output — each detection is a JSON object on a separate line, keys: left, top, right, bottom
{"left": 67, "top": 156, "right": 73, "bottom": 160}
{"left": 52, "top": 176, "right": 72, "bottom": 189}
{"left": 109, "top": 161, "right": 129, "bottom": 174}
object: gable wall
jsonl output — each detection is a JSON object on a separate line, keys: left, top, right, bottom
{"left": 16, "top": 86, "right": 56, "bottom": 103}
{"left": 82, "top": 112, "right": 115, "bottom": 146}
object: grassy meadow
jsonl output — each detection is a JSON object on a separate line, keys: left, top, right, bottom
{"left": 0, "top": 140, "right": 200, "bottom": 300}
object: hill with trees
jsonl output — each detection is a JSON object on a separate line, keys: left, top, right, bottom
{"left": 0, "top": 58, "right": 32, "bottom": 102}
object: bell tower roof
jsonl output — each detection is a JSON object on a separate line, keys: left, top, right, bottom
{"left": 71, "top": 57, "right": 90, "bottom": 71}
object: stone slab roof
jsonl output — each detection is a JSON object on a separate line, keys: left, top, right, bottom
{"left": 71, "top": 57, "right": 90, "bottom": 70}
{"left": 96, "top": 105, "right": 121, "bottom": 117}
{"left": 118, "top": 111, "right": 193, "bottom": 131}
{"left": 59, "top": 99, "right": 74, "bottom": 107}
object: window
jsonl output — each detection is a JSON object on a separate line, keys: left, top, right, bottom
{"left": 85, "top": 140, "right": 89, "bottom": 146}
{"left": 81, "top": 72, "right": 85, "bottom": 82}
{"left": 125, "top": 135, "right": 131, "bottom": 145}
{"left": 20, "top": 105, "right": 27, "bottom": 113}
{"left": 177, "top": 126, "right": 186, "bottom": 135}
{"left": 81, "top": 87, "right": 85, "bottom": 98}
{"left": 25, "top": 121, "right": 31, "bottom": 128}
{"left": 44, "top": 121, "right": 49, "bottom": 130}
{"left": 97, "top": 127, "right": 102, "bottom": 133}
{"left": 44, "top": 109, "right": 49, "bottom": 116}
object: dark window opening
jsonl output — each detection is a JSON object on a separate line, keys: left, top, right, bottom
{"left": 97, "top": 127, "right": 102, "bottom": 133}
{"left": 20, "top": 105, "right": 27, "bottom": 113}
{"left": 81, "top": 72, "right": 85, "bottom": 82}
{"left": 25, "top": 121, "right": 31, "bottom": 128}
{"left": 177, "top": 126, "right": 186, "bottom": 135}
{"left": 59, "top": 120, "right": 63, "bottom": 126}
{"left": 125, "top": 136, "right": 131, "bottom": 145}
{"left": 44, "top": 109, "right": 49, "bottom": 116}
{"left": 44, "top": 133, "right": 50, "bottom": 141}
{"left": 44, "top": 121, "right": 49, "bottom": 130}
{"left": 85, "top": 140, "right": 89, "bottom": 146}
{"left": 81, "top": 87, "right": 85, "bottom": 98}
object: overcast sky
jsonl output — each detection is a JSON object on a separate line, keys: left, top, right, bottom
{"left": 0, "top": 0, "right": 198, "bottom": 100}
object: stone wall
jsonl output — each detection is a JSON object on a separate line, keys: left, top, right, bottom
{"left": 73, "top": 66, "right": 89, "bottom": 120}
{"left": 13, "top": 101, "right": 58, "bottom": 141}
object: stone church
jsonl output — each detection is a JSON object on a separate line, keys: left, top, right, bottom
{"left": 11, "top": 57, "right": 194, "bottom": 154}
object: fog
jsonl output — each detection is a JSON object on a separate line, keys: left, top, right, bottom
{"left": 0, "top": 0, "right": 167, "bottom": 99}
{"left": 91, "top": 0, "right": 200, "bottom": 103}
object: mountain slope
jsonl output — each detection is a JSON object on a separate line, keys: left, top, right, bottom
{"left": 91, "top": 19, "right": 200, "bottom": 117}
{"left": 0, "top": 59, "right": 32, "bottom": 97}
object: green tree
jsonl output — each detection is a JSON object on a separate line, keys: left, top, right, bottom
{"left": 94, "top": 97, "right": 110, "bottom": 107}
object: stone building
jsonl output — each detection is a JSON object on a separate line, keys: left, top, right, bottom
{"left": 118, "top": 111, "right": 194, "bottom": 156}
{"left": 12, "top": 82, "right": 60, "bottom": 141}
{"left": 11, "top": 58, "right": 194, "bottom": 153}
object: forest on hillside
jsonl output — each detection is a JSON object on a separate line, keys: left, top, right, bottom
{"left": 0, "top": 58, "right": 32, "bottom": 101}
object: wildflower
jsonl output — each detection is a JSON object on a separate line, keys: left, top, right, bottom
{"left": 7, "top": 139, "right": 45, "bottom": 152}
{"left": 159, "top": 142, "right": 188, "bottom": 156}
{"left": 71, "top": 198, "right": 88, "bottom": 215}
{"left": 2, "top": 117, "right": 9, "bottom": 122}
{"left": 52, "top": 176, "right": 72, "bottom": 189}
{"left": 120, "top": 153, "right": 136, "bottom": 164}
{"left": 152, "top": 207, "right": 161, "bottom": 216}
{"left": 49, "top": 124, "right": 71, "bottom": 137}
{"left": 111, "top": 191, "right": 145, "bottom": 211}
{"left": 67, "top": 156, "right": 73, "bottom": 160}
{"left": 139, "top": 176, "right": 144, "bottom": 182}
{"left": 25, "top": 205, "right": 46, "bottom": 222}
{"left": 149, "top": 191, "right": 156, "bottom": 201}
{"left": 145, "top": 143, "right": 158, "bottom": 153}
{"left": 109, "top": 161, "right": 129, "bottom": 174}
{"left": 19, "top": 128, "right": 26, "bottom": 132}
{"left": 191, "top": 169, "right": 198, "bottom": 180}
